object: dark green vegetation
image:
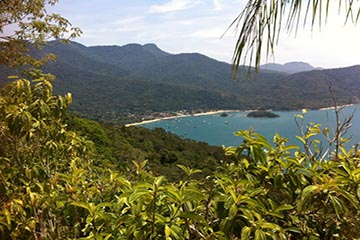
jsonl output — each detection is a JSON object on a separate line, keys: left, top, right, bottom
{"left": 247, "top": 110, "right": 280, "bottom": 118}
{"left": 1, "top": 41, "right": 360, "bottom": 124}
{"left": 65, "top": 115, "right": 229, "bottom": 181}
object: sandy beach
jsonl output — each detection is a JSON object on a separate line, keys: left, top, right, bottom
{"left": 318, "top": 103, "right": 355, "bottom": 111}
{"left": 125, "top": 110, "right": 241, "bottom": 127}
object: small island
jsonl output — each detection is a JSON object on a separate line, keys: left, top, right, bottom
{"left": 220, "top": 112, "right": 228, "bottom": 117}
{"left": 247, "top": 110, "right": 280, "bottom": 118}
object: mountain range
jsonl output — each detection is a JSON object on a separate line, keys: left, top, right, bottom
{"left": 259, "top": 62, "right": 321, "bottom": 74}
{"left": 1, "top": 41, "right": 360, "bottom": 124}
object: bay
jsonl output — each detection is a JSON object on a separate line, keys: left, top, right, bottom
{"left": 141, "top": 105, "right": 360, "bottom": 147}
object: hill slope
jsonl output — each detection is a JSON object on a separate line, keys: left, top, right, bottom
{"left": 1, "top": 41, "right": 360, "bottom": 124}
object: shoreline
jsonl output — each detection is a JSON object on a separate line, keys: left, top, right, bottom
{"left": 125, "top": 104, "right": 357, "bottom": 127}
{"left": 125, "top": 110, "right": 241, "bottom": 127}
{"left": 318, "top": 103, "right": 355, "bottom": 111}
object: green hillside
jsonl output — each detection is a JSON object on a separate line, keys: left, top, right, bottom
{"left": 1, "top": 41, "right": 360, "bottom": 124}
{"left": 65, "top": 115, "right": 230, "bottom": 181}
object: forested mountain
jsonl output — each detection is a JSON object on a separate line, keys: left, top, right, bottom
{"left": 1, "top": 41, "right": 359, "bottom": 124}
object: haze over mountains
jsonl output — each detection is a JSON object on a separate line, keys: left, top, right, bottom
{"left": 1, "top": 41, "right": 360, "bottom": 124}
{"left": 259, "top": 62, "right": 321, "bottom": 74}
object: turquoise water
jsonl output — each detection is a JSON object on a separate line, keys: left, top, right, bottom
{"left": 141, "top": 105, "right": 360, "bottom": 147}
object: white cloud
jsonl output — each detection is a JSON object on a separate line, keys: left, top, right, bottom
{"left": 173, "top": 19, "right": 195, "bottom": 25}
{"left": 148, "top": 0, "right": 196, "bottom": 13}
{"left": 213, "top": 0, "right": 223, "bottom": 11}
{"left": 193, "top": 28, "right": 224, "bottom": 39}
{"left": 114, "top": 16, "right": 144, "bottom": 25}
{"left": 112, "top": 16, "right": 145, "bottom": 32}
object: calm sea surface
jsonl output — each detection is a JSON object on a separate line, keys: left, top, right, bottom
{"left": 141, "top": 105, "right": 360, "bottom": 147}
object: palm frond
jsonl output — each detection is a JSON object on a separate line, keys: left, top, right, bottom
{"left": 230, "top": 0, "right": 360, "bottom": 79}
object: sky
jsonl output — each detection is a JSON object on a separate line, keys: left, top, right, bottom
{"left": 50, "top": 0, "right": 360, "bottom": 69}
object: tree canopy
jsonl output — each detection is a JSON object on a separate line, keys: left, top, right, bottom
{"left": 0, "top": 0, "right": 81, "bottom": 72}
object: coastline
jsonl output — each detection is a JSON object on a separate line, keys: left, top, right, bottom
{"left": 125, "top": 104, "right": 358, "bottom": 127}
{"left": 125, "top": 110, "right": 241, "bottom": 127}
{"left": 318, "top": 103, "right": 355, "bottom": 111}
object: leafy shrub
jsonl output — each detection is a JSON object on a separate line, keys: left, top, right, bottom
{"left": 1, "top": 76, "right": 360, "bottom": 239}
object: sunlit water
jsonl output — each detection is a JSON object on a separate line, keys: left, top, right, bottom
{"left": 141, "top": 105, "right": 360, "bottom": 148}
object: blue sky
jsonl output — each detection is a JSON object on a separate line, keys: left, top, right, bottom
{"left": 51, "top": 0, "right": 360, "bottom": 69}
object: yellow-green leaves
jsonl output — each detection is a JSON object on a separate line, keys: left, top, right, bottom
{"left": 177, "top": 164, "right": 202, "bottom": 177}
{"left": 0, "top": 72, "right": 94, "bottom": 239}
{"left": 0, "top": 0, "right": 81, "bottom": 71}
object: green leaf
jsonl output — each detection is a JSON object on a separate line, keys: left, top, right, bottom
{"left": 322, "top": 127, "right": 329, "bottom": 137}
{"left": 337, "top": 189, "right": 359, "bottom": 209}
{"left": 103, "top": 234, "right": 112, "bottom": 240}
{"left": 299, "top": 185, "right": 319, "bottom": 211}
{"left": 274, "top": 204, "right": 294, "bottom": 212}
{"left": 129, "top": 188, "right": 151, "bottom": 203}
{"left": 155, "top": 213, "right": 167, "bottom": 224}
{"left": 179, "top": 212, "right": 205, "bottom": 222}
{"left": 273, "top": 174, "right": 282, "bottom": 189}
{"left": 228, "top": 189, "right": 237, "bottom": 203}
{"left": 177, "top": 164, "right": 191, "bottom": 175}
{"left": 261, "top": 222, "right": 282, "bottom": 231}
{"left": 301, "top": 185, "right": 318, "bottom": 200}
{"left": 169, "top": 225, "right": 182, "bottom": 240}
{"left": 351, "top": 168, "right": 360, "bottom": 177}
{"left": 176, "top": 164, "right": 202, "bottom": 176}
{"left": 165, "top": 186, "right": 182, "bottom": 203}
{"left": 255, "top": 229, "right": 266, "bottom": 240}
{"left": 183, "top": 187, "right": 206, "bottom": 202}
{"left": 296, "top": 136, "right": 306, "bottom": 144}
{"left": 329, "top": 195, "right": 344, "bottom": 219}
{"left": 242, "top": 158, "right": 250, "bottom": 169}
{"left": 229, "top": 204, "right": 238, "bottom": 218}
{"left": 165, "top": 225, "right": 171, "bottom": 238}
{"left": 154, "top": 176, "right": 165, "bottom": 186}
{"left": 96, "top": 202, "right": 113, "bottom": 210}
{"left": 241, "top": 226, "right": 252, "bottom": 240}
{"left": 71, "top": 202, "right": 92, "bottom": 213}
{"left": 285, "top": 226, "right": 301, "bottom": 234}
{"left": 4, "top": 208, "right": 11, "bottom": 226}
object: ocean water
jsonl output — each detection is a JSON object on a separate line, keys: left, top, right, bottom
{"left": 141, "top": 105, "right": 360, "bottom": 148}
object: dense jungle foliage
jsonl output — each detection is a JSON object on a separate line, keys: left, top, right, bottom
{"left": 2, "top": 76, "right": 360, "bottom": 239}
{"left": 1, "top": 1, "right": 360, "bottom": 239}
{"left": 65, "top": 115, "right": 230, "bottom": 181}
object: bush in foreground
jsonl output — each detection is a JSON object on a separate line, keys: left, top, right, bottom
{"left": 1, "top": 77, "right": 360, "bottom": 239}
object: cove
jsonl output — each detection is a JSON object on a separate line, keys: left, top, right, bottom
{"left": 141, "top": 105, "right": 360, "bottom": 147}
